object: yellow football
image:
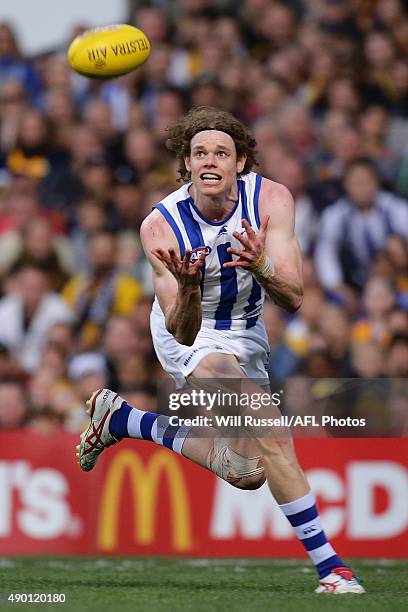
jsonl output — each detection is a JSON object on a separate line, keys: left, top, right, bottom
{"left": 68, "top": 24, "right": 151, "bottom": 79}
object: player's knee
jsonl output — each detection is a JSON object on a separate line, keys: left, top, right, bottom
{"left": 207, "top": 438, "right": 265, "bottom": 488}
{"left": 230, "top": 471, "right": 266, "bottom": 490}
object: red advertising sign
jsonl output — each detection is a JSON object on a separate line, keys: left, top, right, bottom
{"left": 0, "top": 433, "right": 407, "bottom": 557}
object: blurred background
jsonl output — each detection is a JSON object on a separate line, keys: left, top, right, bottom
{"left": 0, "top": 0, "right": 407, "bottom": 437}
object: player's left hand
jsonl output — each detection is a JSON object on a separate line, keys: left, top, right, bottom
{"left": 224, "top": 217, "right": 269, "bottom": 270}
{"left": 152, "top": 247, "right": 206, "bottom": 289}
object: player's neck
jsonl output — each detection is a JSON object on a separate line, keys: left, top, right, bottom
{"left": 189, "top": 183, "right": 238, "bottom": 222}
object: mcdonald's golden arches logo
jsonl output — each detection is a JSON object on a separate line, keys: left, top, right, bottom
{"left": 97, "top": 448, "right": 193, "bottom": 551}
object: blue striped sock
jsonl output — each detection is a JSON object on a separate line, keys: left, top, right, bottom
{"left": 109, "top": 401, "right": 131, "bottom": 438}
{"left": 109, "top": 401, "right": 191, "bottom": 455}
{"left": 279, "top": 492, "right": 344, "bottom": 579}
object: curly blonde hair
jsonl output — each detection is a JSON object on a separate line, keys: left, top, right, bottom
{"left": 165, "top": 106, "right": 257, "bottom": 182}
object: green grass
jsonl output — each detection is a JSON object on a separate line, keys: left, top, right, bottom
{"left": 0, "top": 558, "right": 407, "bottom": 612}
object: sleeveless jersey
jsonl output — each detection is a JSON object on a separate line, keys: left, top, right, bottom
{"left": 154, "top": 171, "right": 265, "bottom": 331}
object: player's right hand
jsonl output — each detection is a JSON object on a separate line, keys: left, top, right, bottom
{"left": 151, "top": 248, "right": 206, "bottom": 289}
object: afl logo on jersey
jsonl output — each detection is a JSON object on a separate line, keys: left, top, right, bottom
{"left": 190, "top": 246, "right": 211, "bottom": 262}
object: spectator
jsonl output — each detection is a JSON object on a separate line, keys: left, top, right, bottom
{"left": 284, "top": 286, "right": 326, "bottom": 357}
{"left": 269, "top": 156, "right": 318, "bottom": 255}
{"left": 319, "top": 304, "right": 353, "bottom": 375}
{"left": 303, "top": 51, "right": 337, "bottom": 117}
{"left": 359, "top": 105, "right": 399, "bottom": 183}
{"left": 102, "top": 315, "right": 142, "bottom": 387}
{"left": 0, "top": 216, "right": 74, "bottom": 291}
{"left": 0, "top": 381, "right": 28, "bottom": 429}
{"left": 44, "top": 88, "right": 77, "bottom": 150}
{"left": 133, "top": 6, "right": 170, "bottom": 45}
{"left": 116, "top": 232, "right": 146, "bottom": 281}
{"left": 62, "top": 232, "right": 143, "bottom": 350}
{"left": 387, "top": 308, "right": 408, "bottom": 337}
{"left": 389, "top": 59, "right": 408, "bottom": 120}
{"left": 152, "top": 87, "right": 186, "bottom": 145}
{"left": 115, "top": 353, "right": 152, "bottom": 394}
{"left": 124, "top": 127, "right": 172, "bottom": 188}
{"left": 326, "top": 77, "right": 361, "bottom": 119}
{"left": 75, "top": 153, "right": 114, "bottom": 208}
{"left": 363, "top": 30, "right": 397, "bottom": 107}
{"left": 375, "top": 0, "right": 405, "bottom": 30}
{"left": 82, "top": 99, "right": 116, "bottom": 149}
{"left": 263, "top": 302, "right": 298, "bottom": 379}
{"left": 352, "top": 275, "right": 396, "bottom": 346}
{"left": 302, "top": 348, "right": 341, "bottom": 378}
{"left": 103, "top": 315, "right": 139, "bottom": 362}
{"left": 5, "top": 110, "right": 58, "bottom": 183}
{"left": 39, "top": 344, "right": 68, "bottom": 379}
{"left": 260, "top": 3, "right": 297, "bottom": 50}
{"left": 382, "top": 234, "right": 408, "bottom": 307}
{"left": 29, "top": 367, "right": 59, "bottom": 412}
{"left": 0, "top": 342, "right": 25, "bottom": 382}
{"left": 110, "top": 169, "right": 144, "bottom": 231}
{"left": 46, "top": 322, "right": 76, "bottom": 355}
{"left": 69, "top": 199, "right": 112, "bottom": 273}
{"left": 0, "top": 22, "right": 42, "bottom": 103}
{"left": 315, "top": 158, "right": 408, "bottom": 290}
{"left": 0, "top": 79, "right": 28, "bottom": 154}
{"left": 40, "top": 123, "right": 104, "bottom": 212}
{"left": 0, "top": 191, "right": 63, "bottom": 239}
{"left": 316, "top": 0, "right": 360, "bottom": 38}
{"left": 278, "top": 103, "right": 316, "bottom": 158}
{"left": 0, "top": 265, "right": 73, "bottom": 372}
{"left": 386, "top": 334, "right": 408, "bottom": 377}
{"left": 308, "top": 109, "right": 352, "bottom": 206}
{"left": 68, "top": 351, "right": 108, "bottom": 402}
{"left": 28, "top": 408, "right": 64, "bottom": 435}
{"left": 351, "top": 342, "right": 384, "bottom": 378}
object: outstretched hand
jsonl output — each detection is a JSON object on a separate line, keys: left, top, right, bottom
{"left": 224, "top": 217, "right": 269, "bottom": 270}
{"left": 152, "top": 248, "right": 206, "bottom": 289}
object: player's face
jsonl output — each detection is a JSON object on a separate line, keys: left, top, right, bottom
{"left": 185, "top": 130, "right": 246, "bottom": 197}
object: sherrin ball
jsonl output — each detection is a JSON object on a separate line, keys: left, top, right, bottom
{"left": 68, "top": 24, "right": 151, "bottom": 79}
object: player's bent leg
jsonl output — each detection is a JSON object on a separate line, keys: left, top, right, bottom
{"left": 189, "top": 352, "right": 308, "bottom": 498}
{"left": 76, "top": 384, "right": 255, "bottom": 488}
{"left": 188, "top": 353, "right": 364, "bottom": 592}
{"left": 77, "top": 388, "right": 193, "bottom": 471}
{"left": 183, "top": 352, "right": 266, "bottom": 489}
{"left": 75, "top": 378, "right": 266, "bottom": 491}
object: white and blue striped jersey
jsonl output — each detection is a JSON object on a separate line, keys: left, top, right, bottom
{"left": 153, "top": 171, "right": 265, "bottom": 331}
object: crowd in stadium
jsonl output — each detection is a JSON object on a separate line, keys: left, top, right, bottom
{"left": 0, "top": 0, "right": 407, "bottom": 434}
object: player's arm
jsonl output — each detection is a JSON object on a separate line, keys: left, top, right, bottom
{"left": 224, "top": 180, "right": 303, "bottom": 313}
{"left": 140, "top": 210, "right": 205, "bottom": 346}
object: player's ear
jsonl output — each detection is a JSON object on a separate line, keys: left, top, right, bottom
{"left": 237, "top": 154, "right": 247, "bottom": 174}
{"left": 184, "top": 156, "right": 191, "bottom": 172}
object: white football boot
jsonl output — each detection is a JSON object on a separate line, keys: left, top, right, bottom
{"left": 76, "top": 388, "right": 125, "bottom": 472}
{"left": 315, "top": 567, "right": 365, "bottom": 594}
